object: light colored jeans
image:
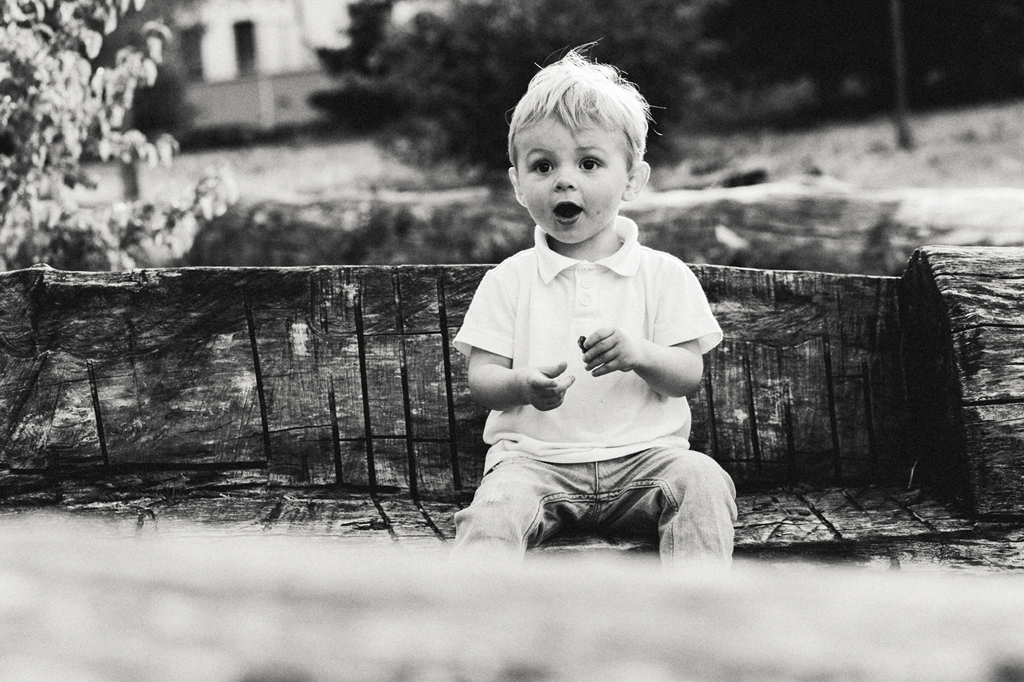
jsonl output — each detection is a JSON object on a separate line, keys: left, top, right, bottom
{"left": 451, "top": 447, "right": 737, "bottom": 568}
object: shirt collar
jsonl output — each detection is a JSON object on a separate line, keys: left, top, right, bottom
{"left": 535, "top": 215, "right": 642, "bottom": 283}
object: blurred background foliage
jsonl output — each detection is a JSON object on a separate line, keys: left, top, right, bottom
{"left": 310, "top": 0, "right": 1024, "bottom": 172}
{"left": 4, "top": 0, "right": 1024, "bottom": 273}
{"left": 0, "top": 0, "right": 234, "bottom": 271}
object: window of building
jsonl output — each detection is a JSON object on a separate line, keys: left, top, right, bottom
{"left": 233, "top": 20, "right": 257, "bottom": 77}
{"left": 180, "top": 25, "right": 204, "bottom": 81}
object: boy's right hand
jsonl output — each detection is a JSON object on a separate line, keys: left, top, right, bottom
{"left": 520, "top": 362, "right": 575, "bottom": 411}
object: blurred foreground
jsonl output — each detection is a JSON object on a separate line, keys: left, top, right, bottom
{"left": 1, "top": 516, "right": 1023, "bottom": 682}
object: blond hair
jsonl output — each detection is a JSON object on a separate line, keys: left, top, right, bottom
{"left": 507, "top": 48, "right": 652, "bottom": 168}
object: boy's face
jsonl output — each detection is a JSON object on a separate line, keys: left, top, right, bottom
{"left": 509, "top": 118, "right": 650, "bottom": 261}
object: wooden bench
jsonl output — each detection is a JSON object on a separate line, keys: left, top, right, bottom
{"left": 4, "top": 247, "right": 1024, "bottom": 682}
{"left": 1, "top": 245, "right": 1022, "bottom": 539}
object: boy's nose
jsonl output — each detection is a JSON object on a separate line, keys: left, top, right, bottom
{"left": 554, "top": 171, "right": 577, "bottom": 191}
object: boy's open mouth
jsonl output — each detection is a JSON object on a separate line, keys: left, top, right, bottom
{"left": 553, "top": 202, "right": 583, "bottom": 223}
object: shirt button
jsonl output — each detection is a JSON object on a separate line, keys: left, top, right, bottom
{"left": 580, "top": 278, "right": 591, "bottom": 289}
{"left": 579, "top": 294, "right": 592, "bottom": 306}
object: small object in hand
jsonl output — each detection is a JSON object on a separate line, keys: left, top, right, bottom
{"left": 578, "top": 336, "right": 587, "bottom": 352}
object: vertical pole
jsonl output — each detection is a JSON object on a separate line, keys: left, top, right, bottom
{"left": 256, "top": 72, "right": 276, "bottom": 130}
{"left": 889, "top": 0, "right": 914, "bottom": 149}
{"left": 119, "top": 160, "right": 140, "bottom": 201}
{"left": 119, "top": 108, "right": 140, "bottom": 200}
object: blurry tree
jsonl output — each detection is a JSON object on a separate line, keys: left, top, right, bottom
{"left": 700, "top": 0, "right": 1024, "bottom": 117}
{"left": 700, "top": 1, "right": 892, "bottom": 118}
{"left": 93, "top": 0, "right": 198, "bottom": 199}
{"left": 317, "top": 0, "right": 715, "bottom": 170}
{"left": 317, "top": 0, "right": 394, "bottom": 76}
{"left": 95, "top": 0, "right": 198, "bottom": 139}
{"left": 904, "top": 0, "right": 1024, "bottom": 104}
{"left": 310, "top": 0, "right": 407, "bottom": 132}
{"left": 312, "top": 0, "right": 1024, "bottom": 171}
{"left": 0, "top": 0, "right": 235, "bottom": 271}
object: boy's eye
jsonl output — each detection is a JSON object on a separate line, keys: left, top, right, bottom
{"left": 580, "top": 159, "right": 600, "bottom": 170}
{"left": 531, "top": 160, "right": 552, "bottom": 173}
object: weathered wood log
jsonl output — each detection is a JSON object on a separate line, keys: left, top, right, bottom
{"left": 2, "top": 524, "right": 1024, "bottom": 682}
{"left": 186, "top": 182, "right": 1024, "bottom": 276}
{"left": 0, "top": 262, "right": 910, "bottom": 503}
{"left": 629, "top": 181, "right": 1024, "bottom": 276}
{"left": 0, "top": 482, "right": 983, "bottom": 561}
{"left": 692, "top": 265, "right": 906, "bottom": 485}
{"left": 901, "top": 246, "right": 1024, "bottom": 514}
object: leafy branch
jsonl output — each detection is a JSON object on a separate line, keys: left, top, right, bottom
{"left": 0, "top": 0, "right": 235, "bottom": 270}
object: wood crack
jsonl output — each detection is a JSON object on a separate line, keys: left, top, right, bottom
{"left": 393, "top": 269, "right": 420, "bottom": 501}
{"left": 244, "top": 298, "right": 272, "bottom": 462}
{"left": 796, "top": 492, "right": 844, "bottom": 542}
{"left": 354, "top": 281, "right": 377, "bottom": 490}
{"left": 885, "top": 490, "right": 940, "bottom": 534}
{"left": 963, "top": 397, "right": 1024, "bottom": 407}
{"left": 742, "top": 349, "right": 762, "bottom": 471}
{"left": 328, "top": 378, "right": 344, "bottom": 485}
{"left": 416, "top": 500, "right": 449, "bottom": 542}
{"left": 86, "top": 361, "right": 109, "bottom": 468}
{"left": 822, "top": 332, "right": 842, "bottom": 479}
{"left": 436, "top": 274, "right": 463, "bottom": 491}
{"left": 952, "top": 322, "right": 1024, "bottom": 333}
{"left": 702, "top": 366, "right": 719, "bottom": 459}
{"left": 370, "top": 493, "right": 398, "bottom": 541}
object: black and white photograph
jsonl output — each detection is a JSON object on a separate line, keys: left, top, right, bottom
{"left": 2, "top": 1, "right": 1024, "bottom": 680}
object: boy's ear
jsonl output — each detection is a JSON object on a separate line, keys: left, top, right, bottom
{"left": 621, "top": 161, "right": 651, "bottom": 202}
{"left": 508, "top": 166, "right": 526, "bottom": 207}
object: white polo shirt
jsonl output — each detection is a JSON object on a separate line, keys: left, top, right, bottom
{"left": 454, "top": 216, "right": 722, "bottom": 472}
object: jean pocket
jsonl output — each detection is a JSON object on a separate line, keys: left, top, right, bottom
{"left": 483, "top": 454, "right": 533, "bottom": 478}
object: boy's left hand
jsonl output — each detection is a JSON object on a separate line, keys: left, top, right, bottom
{"left": 580, "top": 327, "right": 646, "bottom": 377}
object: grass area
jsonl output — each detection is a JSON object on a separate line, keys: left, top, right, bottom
{"left": 654, "top": 98, "right": 1024, "bottom": 191}
{"left": 88, "top": 98, "right": 1024, "bottom": 204}
{"left": 84, "top": 136, "right": 449, "bottom": 205}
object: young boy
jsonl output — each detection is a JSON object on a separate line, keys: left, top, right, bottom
{"left": 451, "top": 49, "right": 737, "bottom": 568}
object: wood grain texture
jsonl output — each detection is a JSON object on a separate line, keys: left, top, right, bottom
{"left": 901, "top": 246, "right": 1024, "bottom": 514}
{"left": 0, "top": 481, "right": 979, "bottom": 556}
{"left": 0, "top": 261, "right": 912, "bottom": 502}
{"left": 692, "top": 264, "right": 907, "bottom": 487}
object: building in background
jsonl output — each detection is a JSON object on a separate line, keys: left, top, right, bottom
{"left": 175, "top": 0, "right": 353, "bottom": 132}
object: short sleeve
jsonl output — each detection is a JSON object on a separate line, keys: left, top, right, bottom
{"left": 453, "top": 269, "right": 516, "bottom": 359}
{"left": 654, "top": 259, "right": 722, "bottom": 355}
